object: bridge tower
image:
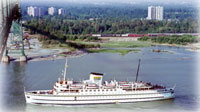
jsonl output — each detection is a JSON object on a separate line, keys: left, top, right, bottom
{"left": 7, "top": 21, "right": 27, "bottom": 62}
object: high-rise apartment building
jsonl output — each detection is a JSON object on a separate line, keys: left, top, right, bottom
{"left": 147, "top": 6, "right": 163, "bottom": 21}
{"left": 48, "top": 7, "right": 56, "bottom": 15}
{"left": 27, "top": 6, "right": 34, "bottom": 16}
{"left": 58, "top": 8, "right": 65, "bottom": 15}
{"left": 27, "top": 6, "right": 43, "bottom": 17}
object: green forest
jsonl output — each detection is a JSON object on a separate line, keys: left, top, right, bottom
{"left": 24, "top": 18, "right": 198, "bottom": 41}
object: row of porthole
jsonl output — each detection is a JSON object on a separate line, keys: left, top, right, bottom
{"left": 80, "top": 89, "right": 118, "bottom": 92}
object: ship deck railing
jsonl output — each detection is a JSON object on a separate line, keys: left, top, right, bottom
{"left": 26, "top": 87, "right": 169, "bottom": 96}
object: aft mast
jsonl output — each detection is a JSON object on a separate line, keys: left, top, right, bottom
{"left": 135, "top": 59, "right": 141, "bottom": 82}
{"left": 63, "top": 58, "right": 68, "bottom": 80}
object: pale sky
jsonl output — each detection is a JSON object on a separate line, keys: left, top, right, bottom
{"left": 21, "top": 0, "right": 198, "bottom": 4}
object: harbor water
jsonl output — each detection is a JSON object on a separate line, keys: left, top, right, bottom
{"left": 0, "top": 46, "right": 199, "bottom": 112}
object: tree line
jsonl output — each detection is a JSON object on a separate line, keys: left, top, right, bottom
{"left": 24, "top": 17, "right": 198, "bottom": 41}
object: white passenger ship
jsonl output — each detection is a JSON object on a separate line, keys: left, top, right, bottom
{"left": 25, "top": 59, "right": 175, "bottom": 105}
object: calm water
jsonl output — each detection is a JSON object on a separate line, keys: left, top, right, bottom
{"left": 0, "top": 46, "right": 199, "bottom": 112}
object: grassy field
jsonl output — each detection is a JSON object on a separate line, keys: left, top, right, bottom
{"left": 41, "top": 39, "right": 151, "bottom": 55}
{"left": 42, "top": 43, "right": 77, "bottom": 51}
{"left": 101, "top": 41, "right": 152, "bottom": 48}
{"left": 42, "top": 40, "right": 100, "bottom": 50}
{"left": 88, "top": 49, "right": 141, "bottom": 55}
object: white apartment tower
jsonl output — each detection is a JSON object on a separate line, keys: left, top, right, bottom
{"left": 58, "top": 8, "right": 65, "bottom": 15}
{"left": 48, "top": 7, "right": 56, "bottom": 15}
{"left": 147, "top": 6, "right": 163, "bottom": 21}
{"left": 27, "top": 6, "right": 34, "bottom": 16}
{"left": 27, "top": 6, "right": 42, "bottom": 17}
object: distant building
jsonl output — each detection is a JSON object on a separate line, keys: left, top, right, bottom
{"left": 147, "top": 6, "right": 163, "bottom": 21}
{"left": 27, "top": 6, "right": 43, "bottom": 17}
{"left": 147, "top": 6, "right": 156, "bottom": 20}
{"left": 58, "top": 8, "right": 65, "bottom": 15}
{"left": 48, "top": 7, "right": 56, "bottom": 15}
{"left": 27, "top": 6, "right": 34, "bottom": 16}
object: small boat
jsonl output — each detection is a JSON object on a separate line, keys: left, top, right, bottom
{"left": 25, "top": 59, "right": 175, "bottom": 105}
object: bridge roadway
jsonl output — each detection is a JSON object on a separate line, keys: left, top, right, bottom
{"left": 0, "top": 0, "right": 20, "bottom": 61}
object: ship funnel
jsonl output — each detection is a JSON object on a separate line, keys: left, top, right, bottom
{"left": 89, "top": 72, "right": 103, "bottom": 85}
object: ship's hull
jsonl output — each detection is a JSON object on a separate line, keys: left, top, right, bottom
{"left": 25, "top": 90, "right": 174, "bottom": 105}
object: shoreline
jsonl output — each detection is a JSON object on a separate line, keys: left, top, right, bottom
{"left": 26, "top": 42, "right": 199, "bottom": 62}
{"left": 30, "top": 50, "right": 87, "bottom": 62}
{"left": 151, "top": 42, "right": 200, "bottom": 52}
{"left": 13, "top": 50, "right": 87, "bottom": 62}
{"left": 9, "top": 38, "right": 200, "bottom": 62}
{"left": 8, "top": 38, "right": 87, "bottom": 62}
